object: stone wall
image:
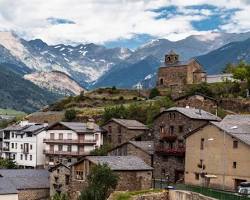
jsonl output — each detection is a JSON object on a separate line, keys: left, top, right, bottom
{"left": 50, "top": 165, "right": 71, "bottom": 197}
{"left": 108, "top": 143, "right": 153, "bottom": 166}
{"left": 102, "top": 121, "right": 147, "bottom": 148}
{"left": 220, "top": 98, "right": 250, "bottom": 113}
{"left": 108, "top": 191, "right": 168, "bottom": 200}
{"left": 116, "top": 171, "right": 152, "bottom": 191}
{"left": 18, "top": 188, "right": 50, "bottom": 200}
{"left": 169, "top": 190, "right": 216, "bottom": 200}
{"left": 153, "top": 110, "right": 209, "bottom": 182}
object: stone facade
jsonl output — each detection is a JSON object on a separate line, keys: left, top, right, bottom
{"left": 108, "top": 142, "right": 153, "bottom": 167}
{"left": 152, "top": 110, "right": 209, "bottom": 182}
{"left": 69, "top": 157, "right": 152, "bottom": 200}
{"left": 102, "top": 120, "right": 148, "bottom": 148}
{"left": 49, "top": 164, "right": 71, "bottom": 197}
{"left": 174, "top": 94, "right": 218, "bottom": 114}
{"left": 18, "top": 188, "right": 50, "bottom": 200}
{"left": 157, "top": 51, "right": 206, "bottom": 89}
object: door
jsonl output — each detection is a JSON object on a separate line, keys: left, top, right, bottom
{"left": 79, "top": 134, "right": 85, "bottom": 143}
{"left": 235, "top": 179, "right": 247, "bottom": 191}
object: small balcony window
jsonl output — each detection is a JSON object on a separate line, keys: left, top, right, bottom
{"left": 233, "top": 141, "right": 238, "bottom": 149}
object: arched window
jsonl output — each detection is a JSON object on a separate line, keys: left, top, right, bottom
{"left": 160, "top": 78, "right": 164, "bottom": 85}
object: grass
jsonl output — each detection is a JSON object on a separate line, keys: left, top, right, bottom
{"left": 113, "top": 189, "right": 163, "bottom": 200}
{"left": 0, "top": 108, "right": 26, "bottom": 118}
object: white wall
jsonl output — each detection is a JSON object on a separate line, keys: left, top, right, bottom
{"left": 0, "top": 194, "right": 18, "bottom": 200}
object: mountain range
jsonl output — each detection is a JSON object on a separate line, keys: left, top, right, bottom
{"left": 1, "top": 31, "right": 250, "bottom": 111}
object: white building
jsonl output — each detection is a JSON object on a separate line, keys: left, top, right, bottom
{"left": 43, "top": 120, "right": 103, "bottom": 166}
{"left": 1, "top": 121, "right": 47, "bottom": 168}
{"left": 206, "top": 73, "right": 234, "bottom": 83}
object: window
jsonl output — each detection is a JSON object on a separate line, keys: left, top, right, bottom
{"left": 67, "top": 133, "right": 72, "bottom": 140}
{"left": 233, "top": 141, "right": 238, "bottom": 149}
{"left": 57, "top": 169, "right": 60, "bottom": 174}
{"left": 195, "top": 173, "right": 200, "bottom": 180}
{"left": 65, "top": 175, "right": 70, "bottom": 185}
{"left": 58, "top": 145, "right": 63, "bottom": 151}
{"left": 76, "top": 171, "right": 84, "bottom": 180}
{"left": 30, "top": 145, "right": 32, "bottom": 150}
{"left": 68, "top": 158, "right": 71, "bottom": 163}
{"left": 12, "top": 132, "right": 14, "bottom": 138}
{"left": 20, "top": 154, "right": 23, "bottom": 160}
{"left": 59, "top": 133, "right": 63, "bottom": 140}
{"left": 11, "top": 143, "right": 14, "bottom": 148}
{"left": 160, "top": 78, "right": 164, "bottom": 85}
{"left": 233, "top": 162, "right": 237, "bottom": 168}
{"left": 50, "top": 133, "right": 55, "bottom": 140}
{"left": 21, "top": 144, "right": 23, "bottom": 149}
{"left": 30, "top": 155, "right": 32, "bottom": 160}
{"left": 13, "top": 154, "right": 15, "bottom": 160}
{"left": 200, "top": 138, "right": 205, "bottom": 150}
{"left": 179, "top": 126, "right": 184, "bottom": 133}
{"left": 27, "top": 132, "right": 32, "bottom": 137}
{"left": 161, "top": 169, "right": 166, "bottom": 176}
{"left": 108, "top": 126, "right": 112, "bottom": 133}
{"left": 160, "top": 126, "right": 164, "bottom": 134}
{"left": 169, "top": 126, "right": 174, "bottom": 134}
{"left": 118, "top": 135, "right": 122, "bottom": 144}
{"left": 25, "top": 154, "right": 27, "bottom": 160}
{"left": 67, "top": 145, "right": 71, "bottom": 152}
{"left": 15, "top": 143, "right": 17, "bottom": 149}
{"left": 49, "top": 157, "right": 54, "bottom": 162}
{"left": 21, "top": 135, "right": 23, "bottom": 139}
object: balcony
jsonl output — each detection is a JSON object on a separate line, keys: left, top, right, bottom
{"left": 155, "top": 146, "right": 185, "bottom": 157}
{"left": 43, "top": 150, "right": 88, "bottom": 156}
{"left": 2, "top": 147, "right": 10, "bottom": 151}
{"left": 160, "top": 133, "right": 177, "bottom": 142}
{"left": 43, "top": 139, "right": 96, "bottom": 144}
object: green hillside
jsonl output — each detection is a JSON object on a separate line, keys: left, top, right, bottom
{"left": 0, "top": 64, "right": 61, "bottom": 113}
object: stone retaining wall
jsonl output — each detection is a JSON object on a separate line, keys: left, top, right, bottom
{"left": 169, "top": 190, "right": 216, "bottom": 200}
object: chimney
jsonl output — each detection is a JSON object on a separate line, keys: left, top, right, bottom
{"left": 87, "top": 118, "right": 95, "bottom": 130}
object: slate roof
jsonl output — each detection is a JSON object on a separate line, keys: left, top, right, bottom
{"left": 129, "top": 141, "right": 154, "bottom": 155}
{"left": 211, "top": 115, "right": 250, "bottom": 146}
{"left": 86, "top": 156, "right": 153, "bottom": 171}
{"left": 156, "top": 107, "right": 221, "bottom": 121}
{"left": 0, "top": 169, "right": 49, "bottom": 194}
{"left": 2, "top": 124, "right": 28, "bottom": 131}
{"left": 47, "top": 121, "right": 101, "bottom": 133}
{"left": 110, "top": 118, "right": 148, "bottom": 130}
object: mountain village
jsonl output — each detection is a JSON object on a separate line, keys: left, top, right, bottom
{"left": 0, "top": 50, "right": 250, "bottom": 200}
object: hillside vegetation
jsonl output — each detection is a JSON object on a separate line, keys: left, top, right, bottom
{"left": 0, "top": 64, "right": 61, "bottom": 113}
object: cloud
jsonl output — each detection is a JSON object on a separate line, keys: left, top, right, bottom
{"left": 0, "top": 0, "right": 249, "bottom": 46}
{"left": 47, "top": 17, "right": 75, "bottom": 25}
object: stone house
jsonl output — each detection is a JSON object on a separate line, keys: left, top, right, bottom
{"left": 153, "top": 107, "right": 220, "bottom": 182}
{"left": 69, "top": 156, "right": 153, "bottom": 200}
{"left": 157, "top": 51, "right": 206, "bottom": 89}
{"left": 174, "top": 93, "right": 218, "bottom": 114}
{"left": 108, "top": 141, "right": 154, "bottom": 166}
{"left": 0, "top": 169, "right": 49, "bottom": 200}
{"left": 185, "top": 115, "right": 250, "bottom": 191}
{"left": 102, "top": 118, "right": 149, "bottom": 148}
{"left": 49, "top": 163, "right": 71, "bottom": 197}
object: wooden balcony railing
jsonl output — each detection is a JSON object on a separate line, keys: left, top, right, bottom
{"left": 43, "top": 150, "right": 89, "bottom": 156}
{"left": 155, "top": 146, "right": 185, "bottom": 157}
{"left": 160, "top": 133, "right": 177, "bottom": 142}
{"left": 43, "top": 139, "right": 96, "bottom": 144}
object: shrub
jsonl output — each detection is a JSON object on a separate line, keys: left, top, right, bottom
{"left": 149, "top": 88, "right": 160, "bottom": 99}
{"left": 79, "top": 164, "right": 119, "bottom": 200}
{"left": 64, "top": 109, "right": 77, "bottom": 121}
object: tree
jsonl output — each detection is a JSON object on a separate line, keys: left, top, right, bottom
{"left": 0, "top": 158, "right": 17, "bottom": 169}
{"left": 149, "top": 88, "right": 160, "bottom": 99}
{"left": 51, "top": 193, "right": 68, "bottom": 200}
{"left": 64, "top": 109, "right": 77, "bottom": 121}
{"left": 90, "top": 144, "right": 112, "bottom": 156}
{"left": 79, "top": 164, "right": 119, "bottom": 200}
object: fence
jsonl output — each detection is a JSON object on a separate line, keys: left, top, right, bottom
{"left": 153, "top": 180, "right": 250, "bottom": 200}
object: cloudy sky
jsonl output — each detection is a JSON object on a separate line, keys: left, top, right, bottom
{"left": 0, "top": 0, "right": 250, "bottom": 49}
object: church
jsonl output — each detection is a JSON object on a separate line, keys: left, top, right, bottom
{"left": 157, "top": 51, "right": 206, "bottom": 89}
